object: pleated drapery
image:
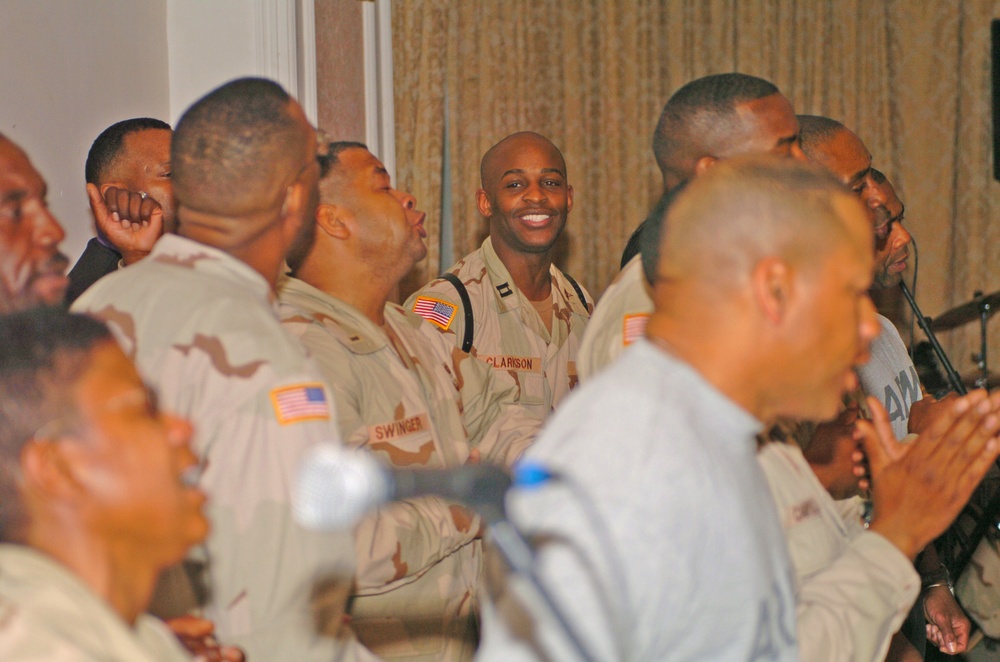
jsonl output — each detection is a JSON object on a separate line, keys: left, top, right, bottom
{"left": 392, "top": 0, "right": 1000, "bottom": 377}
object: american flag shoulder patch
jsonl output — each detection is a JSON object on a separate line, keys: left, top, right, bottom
{"left": 412, "top": 296, "right": 458, "bottom": 330}
{"left": 622, "top": 313, "right": 650, "bottom": 346}
{"left": 270, "top": 382, "right": 330, "bottom": 425}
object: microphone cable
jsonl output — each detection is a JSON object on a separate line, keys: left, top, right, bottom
{"left": 505, "top": 461, "right": 633, "bottom": 662}
{"left": 908, "top": 234, "right": 920, "bottom": 363}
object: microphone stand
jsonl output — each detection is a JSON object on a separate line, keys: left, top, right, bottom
{"left": 899, "top": 281, "right": 966, "bottom": 396}
{"left": 899, "top": 282, "right": 1000, "bottom": 579}
{"left": 477, "top": 502, "right": 599, "bottom": 662}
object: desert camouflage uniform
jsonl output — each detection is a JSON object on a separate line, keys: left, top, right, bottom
{"left": 0, "top": 544, "right": 191, "bottom": 662}
{"left": 73, "top": 235, "right": 374, "bottom": 662}
{"left": 577, "top": 255, "right": 652, "bottom": 382}
{"left": 406, "top": 237, "right": 592, "bottom": 417}
{"left": 279, "top": 276, "right": 540, "bottom": 660}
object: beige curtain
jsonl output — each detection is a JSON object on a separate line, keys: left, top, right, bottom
{"left": 393, "top": 0, "right": 1000, "bottom": 378}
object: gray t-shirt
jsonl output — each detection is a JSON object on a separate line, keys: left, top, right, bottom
{"left": 477, "top": 339, "right": 798, "bottom": 661}
{"left": 857, "top": 315, "right": 922, "bottom": 440}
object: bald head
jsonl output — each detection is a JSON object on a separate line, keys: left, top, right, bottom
{"left": 171, "top": 78, "right": 310, "bottom": 219}
{"left": 480, "top": 131, "right": 567, "bottom": 191}
{"left": 477, "top": 131, "right": 573, "bottom": 257}
{"left": 652, "top": 74, "right": 802, "bottom": 189}
{"left": 650, "top": 155, "right": 878, "bottom": 422}
{"left": 656, "top": 155, "right": 866, "bottom": 292}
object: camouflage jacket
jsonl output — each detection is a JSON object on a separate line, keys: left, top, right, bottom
{"left": 577, "top": 255, "right": 653, "bottom": 382}
{"left": 73, "top": 235, "right": 374, "bottom": 662}
{"left": 0, "top": 545, "right": 191, "bottom": 661}
{"left": 279, "top": 276, "right": 541, "bottom": 661}
{"left": 406, "top": 237, "right": 592, "bottom": 417}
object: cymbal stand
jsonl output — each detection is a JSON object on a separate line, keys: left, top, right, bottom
{"left": 972, "top": 290, "right": 992, "bottom": 389}
{"left": 902, "top": 284, "right": 1000, "bottom": 579}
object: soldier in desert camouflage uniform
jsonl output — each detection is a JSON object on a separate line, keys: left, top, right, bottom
{"left": 406, "top": 132, "right": 591, "bottom": 417}
{"left": 73, "top": 79, "right": 375, "bottom": 662}
{"left": 279, "top": 142, "right": 540, "bottom": 660}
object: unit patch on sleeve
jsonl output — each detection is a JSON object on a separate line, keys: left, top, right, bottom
{"left": 412, "top": 296, "right": 458, "bottom": 330}
{"left": 270, "top": 383, "right": 331, "bottom": 424}
{"left": 622, "top": 313, "right": 651, "bottom": 346}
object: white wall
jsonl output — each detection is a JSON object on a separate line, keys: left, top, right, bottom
{"left": 166, "top": 1, "right": 258, "bottom": 124}
{"left": 167, "top": 0, "right": 314, "bottom": 125}
{"left": 0, "top": 0, "right": 170, "bottom": 263}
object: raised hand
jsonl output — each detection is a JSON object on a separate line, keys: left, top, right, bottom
{"left": 86, "top": 182, "right": 164, "bottom": 265}
{"left": 857, "top": 391, "right": 1000, "bottom": 559}
{"left": 166, "top": 615, "right": 245, "bottom": 662}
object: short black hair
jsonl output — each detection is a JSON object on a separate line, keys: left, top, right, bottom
{"left": 324, "top": 141, "right": 369, "bottom": 178}
{"left": 85, "top": 117, "right": 171, "bottom": 185}
{"left": 171, "top": 77, "right": 301, "bottom": 216}
{"left": 653, "top": 73, "right": 780, "bottom": 181}
{"left": 0, "top": 308, "right": 112, "bottom": 541}
{"left": 797, "top": 115, "right": 846, "bottom": 161}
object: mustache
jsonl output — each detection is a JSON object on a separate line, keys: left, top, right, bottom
{"left": 38, "top": 252, "right": 70, "bottom": 276}
{"left": 27, "top": 253, "right": 70, "bottom": 284}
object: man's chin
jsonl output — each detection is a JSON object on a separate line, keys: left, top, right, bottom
{"left": 779, "top": 393, "right": 845, "bottom": 426}
{"left": 874, "top": 267, "right": 905, "bottom": 289}
{"left": 32, "top": 275, "right": 70, "bottom": 307}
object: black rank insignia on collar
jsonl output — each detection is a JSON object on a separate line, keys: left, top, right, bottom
{"left": 496, "top": 282, "right": 514, "bottom": 297}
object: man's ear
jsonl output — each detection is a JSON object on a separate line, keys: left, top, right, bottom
{"left": 566, "top": 184, "right": 574, "bottom": 213}
{"left": 693, "top": 156, "right": 718, "bottom": 178}
{"left": 475, "top": 189, "right": 492, "bottom": 219}
{"left": 280, "top": 180, "right": 306, "bottom": 221}
{"left": 19, "top": 439, "right": 83, "bottom": 503}
{"left": 752, "top": 257, "right": 794, "bottom": 324}
{"left": 315, "top": 203, "right": 351, "bottom": 240}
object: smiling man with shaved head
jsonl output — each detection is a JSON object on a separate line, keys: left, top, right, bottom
{"left": 408, "top": 131, "right": 592, "bottom": 418}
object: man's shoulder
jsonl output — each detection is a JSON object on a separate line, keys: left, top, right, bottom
{"left": 593, "top": 260, "right": 652, "bottom": 319}
{"left": 279, "top": 280, "right": 376, "bottom": 351}
{"left": 405, "top": 254, "right": 489, "bottom": 338}
{"left": 0, "top": 601, "right": 91, "bottom": 662}
{"left": 551, "top": 266, "right": 593, "bottom": 316}
{"left": 65, "top": 238, "right": 122, "bottom": 304}
{"left": 418, "top": 249, "right": 491, "bottom": 296}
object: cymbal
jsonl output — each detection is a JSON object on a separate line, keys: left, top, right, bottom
{"left": 930, "top": 290, "right": 1000, "bottom": 331}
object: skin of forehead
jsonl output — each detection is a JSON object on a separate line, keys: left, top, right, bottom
{"left": 819, "top": 129, "right": 871, "bottom": 183}
{"left": 0, "top": 139, "right": 43, "bottom": 195}
{"left": 119, "top": 129, "right": 171, "bottom": 170}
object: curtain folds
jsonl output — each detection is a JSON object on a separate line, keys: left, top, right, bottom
{"left": 393, "top": 0, "right": 1000, "bottom": 376}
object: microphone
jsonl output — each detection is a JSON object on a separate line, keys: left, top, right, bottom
{"left": 293, "top": 443, "right": 555, "bottom": 530}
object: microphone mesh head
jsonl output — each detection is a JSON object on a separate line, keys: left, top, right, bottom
{"left": 293, "top": 443, "right": 389, "bottom": 530}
